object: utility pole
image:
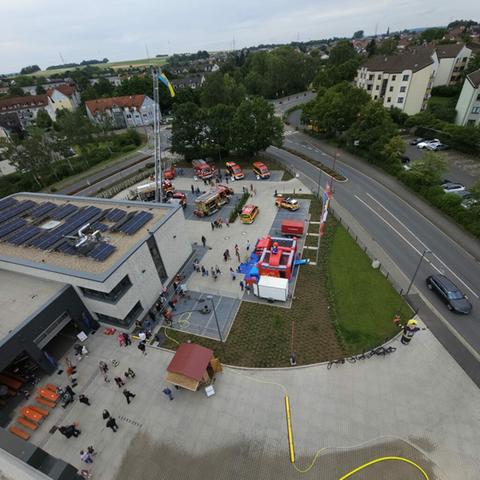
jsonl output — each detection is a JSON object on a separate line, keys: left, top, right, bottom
{"left": 152, "top": 68, "right": 163, "bottom": 204}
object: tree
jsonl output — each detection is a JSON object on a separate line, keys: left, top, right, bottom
{"left": 308, "top": 83, "right": 370, "bottom": 136}
{"left": 408, "top": 151, "right": 448, "bottom": 186}
{"left": 171, "top": 102, "right": 207, "bottom": 159}
{"left": 54, "top": 109, "right": 97, "bottom": 150}
{"left": 382, "top": 135, "right": 405, "bottom": 163}
{"left": 36, "top": 85, "right": 46, "bottom": 95}
{"left": 377, "top": 38, "right": 398, "bottom": 55}
{"left": 230, "top": 97, "right": 283, "bottom": 155}
{"left": 366, "top": 39, "right": 377, "bottom": 57}
{"left": 35, "top": 110, "right": 52, "bottom": 129}
{"left": 353, "top": 30, "right": 364, "bottom": 39}
{"left": 420, "top": 28, "right": 447, "bottom": 43}
{"left": 200, "top": 72, "right": 246, "bottom": 108}
{"left": 20, "top": 65, "right": 41, "bottom": 75}
{"left": 8, "top": 85, "right": 25, "bottom": 96}
{"left": 328, "top": 41, "right": 357, "bottom": 65}
{"left": 205, "top": 104, "right": 235, "bottom": 158}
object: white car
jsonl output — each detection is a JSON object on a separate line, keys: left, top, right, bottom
{"left": 442, "top": 182, "right": 466, "bottom": 193}
{"left": 417, "top": 139, "right": 440, "bottom": 150}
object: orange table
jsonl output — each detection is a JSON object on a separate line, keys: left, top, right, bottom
{"left": 38, "top": 388, "right": 59, "bottom": 402}
{"left": 21, "top": 407, "right": 43, "bottom": 423}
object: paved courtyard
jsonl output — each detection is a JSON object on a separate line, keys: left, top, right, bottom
{"left": 13, "top": 317, "right": 480, "bottom": 480}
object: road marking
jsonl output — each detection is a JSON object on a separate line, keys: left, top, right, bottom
{"left": 365, "top": 192, "right": 479, "bottom": 299}
{"left": 354, "top": 194, "right": 442, "bottom": 273}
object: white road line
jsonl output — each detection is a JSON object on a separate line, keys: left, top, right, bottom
{"left": 354, "top": 194, "right": 442, "bottom": 273}
{"left": 365, "top": 192, "right": 479, "bottom": 299}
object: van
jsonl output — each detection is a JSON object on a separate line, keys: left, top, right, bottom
{"left": 252, "top": 161, "right": 270, "bottom": 179}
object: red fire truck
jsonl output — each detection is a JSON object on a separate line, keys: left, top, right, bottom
{"left": 192, "top": 159, "right": 216, "bottom": 180}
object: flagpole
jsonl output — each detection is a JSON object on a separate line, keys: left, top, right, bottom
{"left": 152, "top": 68, "right": 163, "bottom": 204}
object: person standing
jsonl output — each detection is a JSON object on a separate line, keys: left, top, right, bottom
{"left": 123, "top": 389, "right": 136, "bottom": 404}
{"left": 230, "top": 268, "right": 236, "bottom": 281}
{"left": 138, "top": 341, "right": 147, "bottom": 356}
{"left": 201, "top": 265, "right": 206, "bottom": 277}
{"left": 80, "top": 450, "right": 93, "bottom": 464}
{"left": 162, "top": 388, "right": 174, "bottom": 400}
{"left": 191, "top": 185, "right": 195, "bottom": 194}
{"left": 246, "top": 240, "right": 250, "bottom": 252}
{"left": 138, "top": 331, "right": 147, "bottom": 343}
{"left": 211, "top": 222, "right": 215, "bottom": 231}
{"left": 114, "top": 377, "right": 125, "bottom": 388}
{"left": 201, "top": 235, "right": 206, "bottom": 248}
{"left": 79, "top": 394, "right": 91, "bottom": 406}
{"left": 102, "top": 409, "right": 110, "bottom": 420}
{"left": 401, "top": 319, "right": 420, "bottom": 345}
{"left": 215, "top": 265, "right": 221, "bottom": 275}
{"left": 239, "top": 280, "right": 244, "bottom": 292}
{"left": 106, "top": 417, "right": 118, "bottom": 432}
{"left": 125, "top": 368, "right": 136, "bottom": 378}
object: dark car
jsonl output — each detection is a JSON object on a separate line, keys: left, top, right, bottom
{"left": 426, "top": 274, "right": 472, "bottom": 314}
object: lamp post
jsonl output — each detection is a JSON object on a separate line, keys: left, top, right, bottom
{"left": 206, "top": 295, "right": 226, "bottom": 357}
{"left": 398, "top": 249, "right": 431, "bottom": 316}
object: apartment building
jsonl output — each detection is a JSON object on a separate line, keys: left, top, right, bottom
{"left": 455, "top": 69, "right": 480, "bottom": 126}
{"left": 433, "top": 43, "right": 472, "bottom": 87}
{"left": 0, "top": 95, "right": 55, "bottom": 127}
{"left": 356, "top": 47, "right": 436, "bottom": 115}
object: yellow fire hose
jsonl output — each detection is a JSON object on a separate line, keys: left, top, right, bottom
{"left": 229, "top": 370, "right": 431, "bottom": 479}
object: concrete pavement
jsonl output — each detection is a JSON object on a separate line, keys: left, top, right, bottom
{"left": 20, "top": 317, "right": 480, "bottom": 479}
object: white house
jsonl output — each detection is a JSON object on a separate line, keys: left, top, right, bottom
{"left": 455, "top": 69, "right": 480, "bottom": 126}
{"left": 0, "top": 94, "right": 56, "bottom": 127}
{"left": 85, "top": 94, "right": 155, "bottom": 129}
{"left": 46, "top": 84, "right": 80, "bottom": 115}
{"left": 433, "top": 43, "right": 472, "bottom": 87}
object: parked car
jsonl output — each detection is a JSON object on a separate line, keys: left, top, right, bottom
{"left": 417, "top": 139, "right": 440, "bottom": 149}
{"left": 433, "top": 143, "right": 449, "bottom": 151}
{"left": 441, "top": 182, "right": 466, "bottom": 193}
{"left": 275, "top": 195, "right": 299, "bottom": 211}
{"left": 410, "top": 137, "right": 424, "bottom": 145}
{"left": 426, "top": 275, "right": 472, "bottom": 314}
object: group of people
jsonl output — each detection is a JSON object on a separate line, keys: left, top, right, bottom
{"left": 210, "top": 217, "right": 229, "bottom": 230}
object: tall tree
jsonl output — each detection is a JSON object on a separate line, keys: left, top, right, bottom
{"left": 230, "top": 97, "right": 283, "bottom": 155}
{"left": 353, "top": 30, "right": 364, "bottom": 39}
{"left": 200, "top": 72, "right": 246, "bottom": 108}
{"left": 171, "top": 102, "right": 207, "bottom": 159}
{"left": 408, "top": 151, "right": 448, "bottom": 185}
{"left": 328, "top": 41, "right": 357, "bottom": 65}
{"left": 205, "top": 104, "right": 236, "bottom": 158}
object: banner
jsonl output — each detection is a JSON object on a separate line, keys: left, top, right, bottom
{"left": 319, "top": 184, "right": 332, "bottom": 237}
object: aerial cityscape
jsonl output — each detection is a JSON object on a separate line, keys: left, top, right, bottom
{"left": 0, "top": 2, "right": 479, "bottom": 479}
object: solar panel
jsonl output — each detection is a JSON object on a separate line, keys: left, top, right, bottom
{"left": 0, "top": 197, "right": 17, "bottom": 212}
{"left": 6, "top": 224, "right": 42, "bottom": 245}
{"left": 0, "top": 219, "right": 27, "bottom": 239}
{"left": 119, "top": 211, "right": 153, "bottom": 235}
{"left": 0, "top": 200, "right": 36, "bottom": 224}
{"left": 88, "top": 242, "right": 116, "bottom": 261}
{"left": 57, "top": 242, "right": 77, "bottom": 255}
{"left": 49, "top": 204, "right": 78, "bottom": 220}
{"left": 29, "top": 202, "right": 56, "bottom": 219}
{"left": 91, "top": 222, "right": 109, "bottom": 232}
{"left": 110, "top": 211, "right": 138, "bottom": 232}
{"left": 106, "top": 208, "right": 127, "bottom": 222}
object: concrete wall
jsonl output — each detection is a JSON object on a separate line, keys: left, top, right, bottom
{"left": 433, "top": 57, "right": 455, "bottom": 87}
{"left": 404, "top": 66, "right": 433, "bottom": 115}
{"left": 455, "top": 80, "right": 480, "bottom": 126}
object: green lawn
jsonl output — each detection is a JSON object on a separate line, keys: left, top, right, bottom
{"left": 324, "top": 221, "right": 410, "bottom": 354}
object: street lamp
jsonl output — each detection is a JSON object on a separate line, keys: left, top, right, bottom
{"left": 398, "top": 249, "right": 431, "bottom": 317}
{"left": 206, "top": 295, "right": 226, "bottom": 357}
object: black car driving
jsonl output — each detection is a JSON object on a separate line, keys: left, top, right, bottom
{"left": 426, "top": 274, "right": 472, "bottom": 314}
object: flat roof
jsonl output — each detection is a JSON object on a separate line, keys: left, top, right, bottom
{"left": 0, "top": 270, "right": 64, "bottom": 339}
{"left": 0, "top": 193, "right": 179, "bottom": 281}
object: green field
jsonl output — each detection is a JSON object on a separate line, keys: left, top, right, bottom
{"left": 25, "top": 57, "right": 168, "bottom": 78}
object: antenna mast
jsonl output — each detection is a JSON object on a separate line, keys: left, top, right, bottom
{"left": 152, "top": 68, "right": 163, "bottom": 204}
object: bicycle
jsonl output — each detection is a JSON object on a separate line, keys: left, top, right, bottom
{"left": 327, "top": 358, "right": 345, "bottom": 370}
{"left": 372, "top": 345, "right": 396, "bottom": 356}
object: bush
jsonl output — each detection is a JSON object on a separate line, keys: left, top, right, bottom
{"left": 229, "top": 191, "right": 250, "bottom": 223}
{"left": 431, "top": 85, "right": 461, "bottom": 97}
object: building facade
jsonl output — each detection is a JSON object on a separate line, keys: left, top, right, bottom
{"left": 85, "top": 94, "right": 155, "bottom": 129}
{"left": 0, "top": 95, "right": 55, "bottom": 128}
{"left": 455, "top": 69, "right": 480, "bottom": 126}
{"left": 433, "top": 43, "right": 472, "bottom": 87}
{"left": 46, "top": 84, "right": 80, "bottom": 115}
{"left": 356, "top": 48, "right": 436, "bottom": 115}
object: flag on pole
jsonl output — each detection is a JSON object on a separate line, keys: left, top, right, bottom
{"left": 158, "top": 72, "right": 176, "bottom": 97}
{"left": 319, "top": 184, "right": 333, "bottom": 237}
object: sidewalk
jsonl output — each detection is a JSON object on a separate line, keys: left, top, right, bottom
{"left": 24, "top": 317, "right": 480, "bottom": 480}
{"left": 293, "top": 130, "right": 480, "bottom": 261}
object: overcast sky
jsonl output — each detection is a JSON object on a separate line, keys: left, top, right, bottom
{"left": 0, "top": 0, "right": 478, "bottom": 74}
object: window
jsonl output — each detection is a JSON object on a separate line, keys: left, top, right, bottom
{"left": 367, "top": 85, "right": 373, "bottom": 91}
{"left": 375, "top": 85, "right": 380, "bottom": 90}
{"left": 387, "top": 97, "right": 391, "bottom": 102}
{"left": 477, "top": 93, "right": 480, "bottom": 101}
{"left": 377, "top": 74, "right": 381, "bottom": 80}
{"left": 368, "top": 74, "right": 374, "bottom": 81}
{"left": 95, "top": 301, "right": 144, "bottom": 327}
{"left": 472, "top": 106, "right": 480, "bottom": 114}
{"left": 147, "top": 236, "right": 168, "bottom": 283}
{"left": 374, "top": 95, "right": 378, "bottom": 100}
{"left": 402, "top": 75, "right": 409, "bottom": 81}
{"left": 389, "top": 86, "right": 394, "bottom": 92}
{"left": 400, "top": 86, "right": 406, "bottom": 92}
{"left": 397, "top": 97, "right": 404, "bottom": 103}
{"left": 392, "top": 75, "right": 396, "bottom": 81}
{"left": 80, "top": 275, "right": 132, "bottom": 303}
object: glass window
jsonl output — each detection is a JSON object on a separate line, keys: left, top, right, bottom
{"left": 402, "top": 75, "right": 409, "bottom": 81}
{"left": 397, "top": 97, "right": 404, "bottom": 103}
{"left": 147, "top": 236, "right": 168, "bottom": 283}
{"left": 367, "top": 85, "right": 373, "bottom": 91}
{"left": 400, "top": 86, "right": 406, "bottom": 92}
{"left": 392, "top": 75, "right": 396, "bottom": 81}
{"left": 387, "top": 97, "right": 391, "bottom": 102}
{"left": 377, "top": 74, "right": 382, "bottom": 80}
{"left": 368, "top": 74, "right": 374, "bottom": 80}
{"left": 476, "top": 93, "right": 480, "bottom": 101}
{"left": 80, "top": 275, "right": 132, "bottom": 303}
{"left": 472, "top": 106, "right": 480, "bottom": 114}
{"left": 375, "top": 85, "right": 380, "bottom": 90}
{"left": 95, "top": 301, "right": 144, "bottom": 327}
{"left": 389, "top": 86, "right": 394, "bottom": 92}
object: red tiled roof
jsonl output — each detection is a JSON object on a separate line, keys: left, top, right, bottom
{"left": 47, "top": 84, "right": 76, "bottom": 98}
{"left": 0, "top": 95, "right": 48, "bottom": 112}
{"left": 167, "top": 343, "right": 213, "bottom": 381}
{"left": 85, "top": 95, "right": 146, "bottom": 115}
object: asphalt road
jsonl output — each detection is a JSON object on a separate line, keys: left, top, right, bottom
{"left": 264, "top": 96, "right": 480, "bottom": 376}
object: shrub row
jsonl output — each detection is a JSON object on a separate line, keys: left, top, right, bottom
{"left": 229, "top": 191, "right": 250, "bottom": 223}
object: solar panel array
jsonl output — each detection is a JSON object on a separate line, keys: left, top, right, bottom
{"left": 0, "top": 197, "right": 156, "bottom": 262}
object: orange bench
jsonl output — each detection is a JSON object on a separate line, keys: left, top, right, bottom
{"left": 45, "top": 384, "right": 58, "bottom": 393}
{"left": 21, "top": 407, "right": 43, "bottom": 423}
{"left": 17, "top": 417, "right": 38, "bottom": 431}
{"left": 30, "top": 405, "right": 49, "bottom": 417}
{"left": 9, "top": 426, "right": 30, "bottom": 441}
{"left": 38, "top": 388, "right": 59, "bottom": 402}
{"left": 0, "top": 374, "right": 22, "bottom": 390}
{"left": 36, "top": 397, "right": 56, "bottom": 408}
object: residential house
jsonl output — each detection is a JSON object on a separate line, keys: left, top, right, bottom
{"left": 0, "top": 111, "right": 24, "bottom": 136}
{"left": 20, "top": 79, "right": 72, "bottom": 96}
{"left": 171, "top": 74, "right": 205, "bottom": 90}
{"left": 352, "top": 38, "right": 370, "bottom": 54}
{"left": 89, "top": 75, "right": 122, "bottom": 87}
{"left": 85, "top": 95, "right": 155, "bottom": 129}
{"left": 455, "top": 69, "right": 480, "bottom": 126}
{"left": 433, "top": 43, "right": 472, "bottom": 87}
{"left": 356, "top": 47, "right": 436, "bottom": 115}
{"left": 0, "top": 95, "right": 55, "bottom": 127}
{"left": 46, "top": 84, "right": 80, "bottom": 115}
